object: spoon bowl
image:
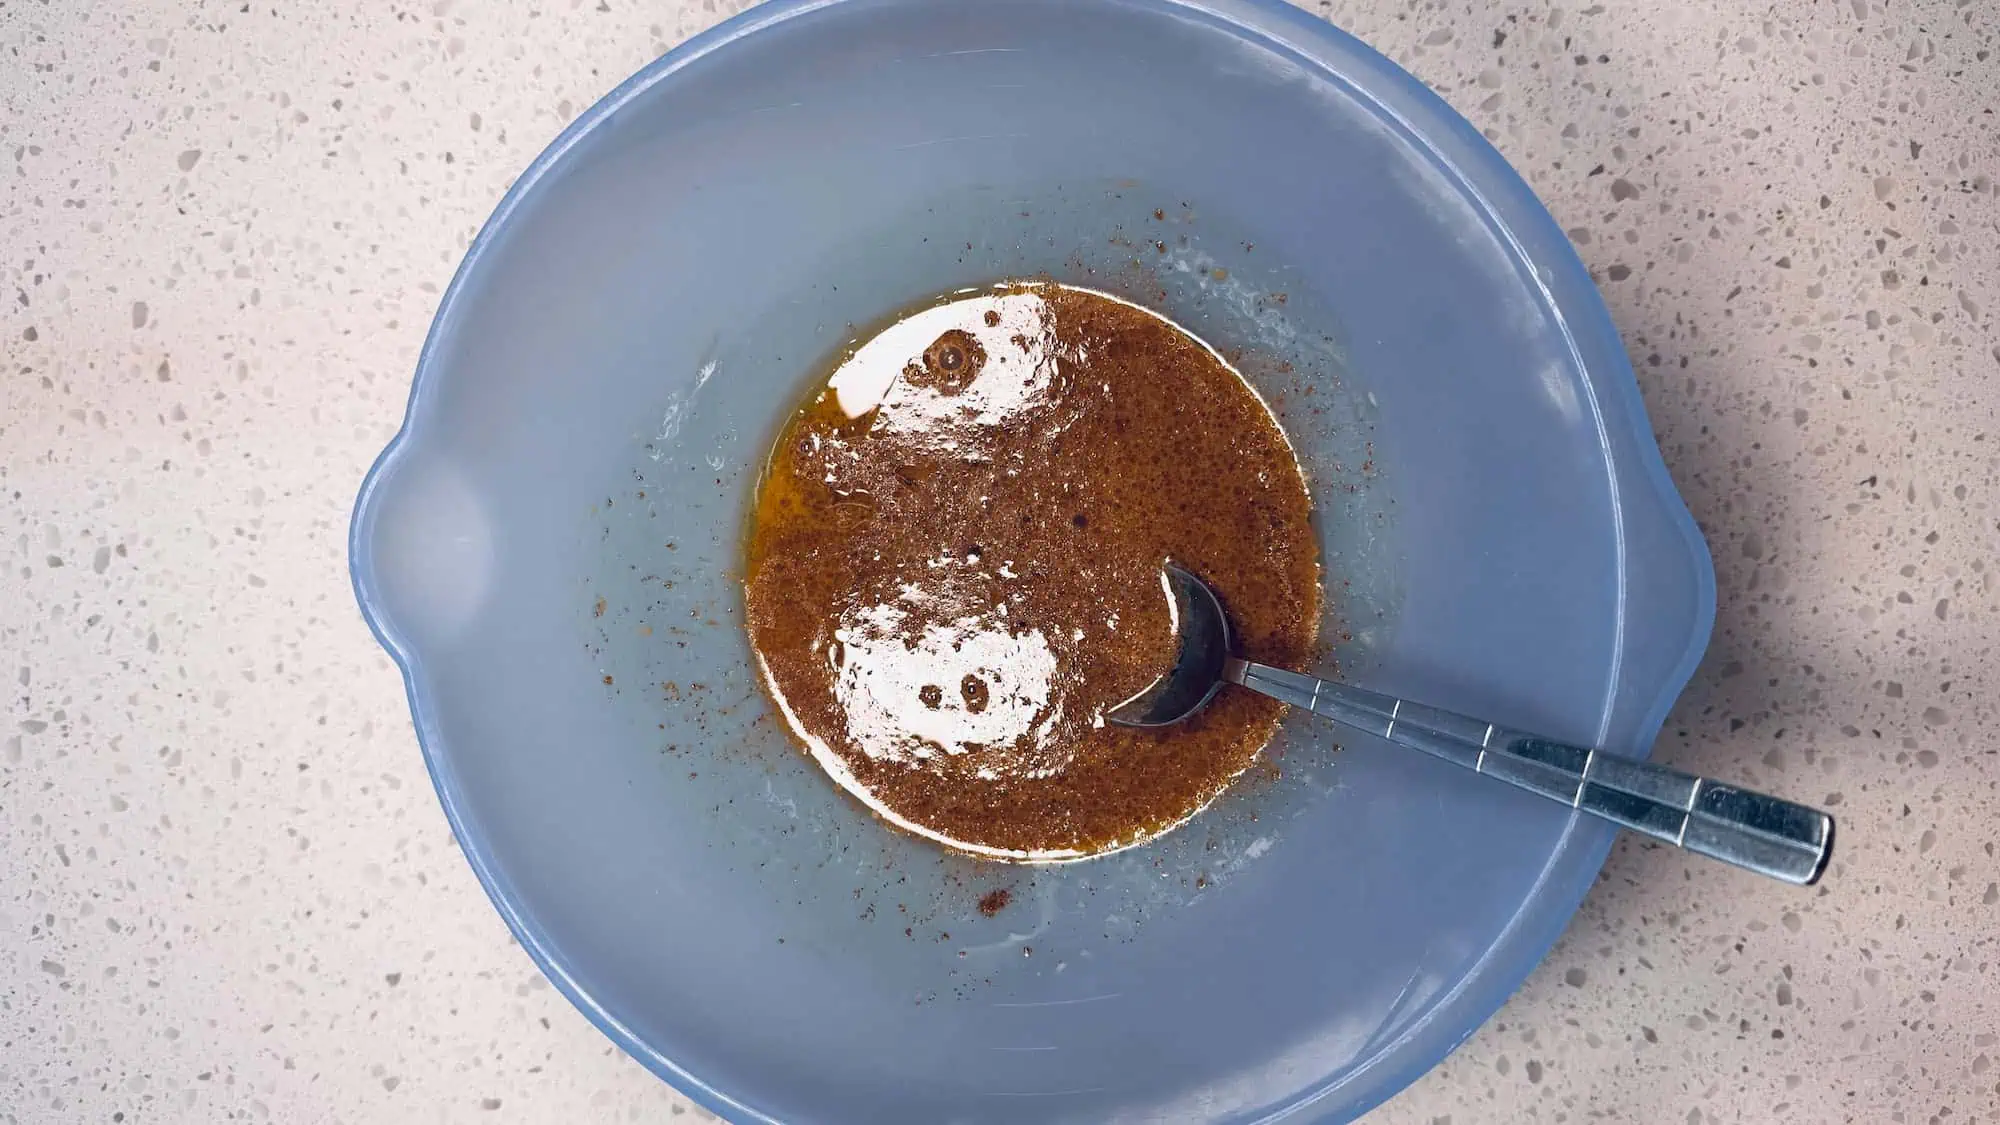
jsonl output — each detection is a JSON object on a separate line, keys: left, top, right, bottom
{"left": 1105, "top": 565, "right": 1239, "bottom": 728}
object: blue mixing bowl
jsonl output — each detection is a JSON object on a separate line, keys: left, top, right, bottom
{"left": 349, "top": 1, "right": 1715, "bottom": 1121}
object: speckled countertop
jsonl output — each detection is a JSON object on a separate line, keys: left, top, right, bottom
{"left": 4, "top": 0, "right": 1996, "bottom": 1121}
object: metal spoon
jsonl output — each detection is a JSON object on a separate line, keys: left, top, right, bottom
{"left": 1107, "top": 565, "right": 1835, "bottom": 885}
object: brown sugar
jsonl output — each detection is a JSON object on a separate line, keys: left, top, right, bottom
{"left": 743, "top": 282, "right": 1320, "bottom": 860}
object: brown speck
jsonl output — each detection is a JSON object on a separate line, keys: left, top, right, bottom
{"left": 602, "top": 675, "right": 614, "bottom": 686}
{"left": 593, "top": 597, "right": 606, "bottom": 617}
{"left": 977, "top": 887, "right": 1013, "bottom": 916}
{"left": 905, "top": 329, "right": 986, "bottom": 394}
{"left": 961, "top": 675, "right": 989, "bottom": 713}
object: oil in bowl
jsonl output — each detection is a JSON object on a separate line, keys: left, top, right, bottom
{"left": 744, "top": 281, "right": 1322, "bottom": 860}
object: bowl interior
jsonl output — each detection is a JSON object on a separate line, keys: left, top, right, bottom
{"left": 352, "top": 1, "right": 1713, "bottom": 1122}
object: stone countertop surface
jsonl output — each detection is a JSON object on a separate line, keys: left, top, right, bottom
{"left": 3, "top": 0, "right": 1995, "bottom": 1121}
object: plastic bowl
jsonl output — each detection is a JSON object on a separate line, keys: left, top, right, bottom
{"left": 349, "top": 1, "right": 1714, "bottom": 1121}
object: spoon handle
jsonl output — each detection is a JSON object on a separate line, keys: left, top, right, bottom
{"left": 1229, "top": 661, "right": 1835, "bottom": 886}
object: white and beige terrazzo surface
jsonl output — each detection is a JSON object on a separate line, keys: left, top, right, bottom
{"left": 3, "top": 0, "right": 1996, "bottom": 1121}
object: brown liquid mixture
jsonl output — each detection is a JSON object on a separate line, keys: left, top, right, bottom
{"left": 743, "top": 282, "right": 1319, "bottom": 859}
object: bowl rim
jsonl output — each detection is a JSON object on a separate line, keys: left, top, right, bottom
{"left": 348, "top": 1, "right": 1717, "bottom": 1121}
